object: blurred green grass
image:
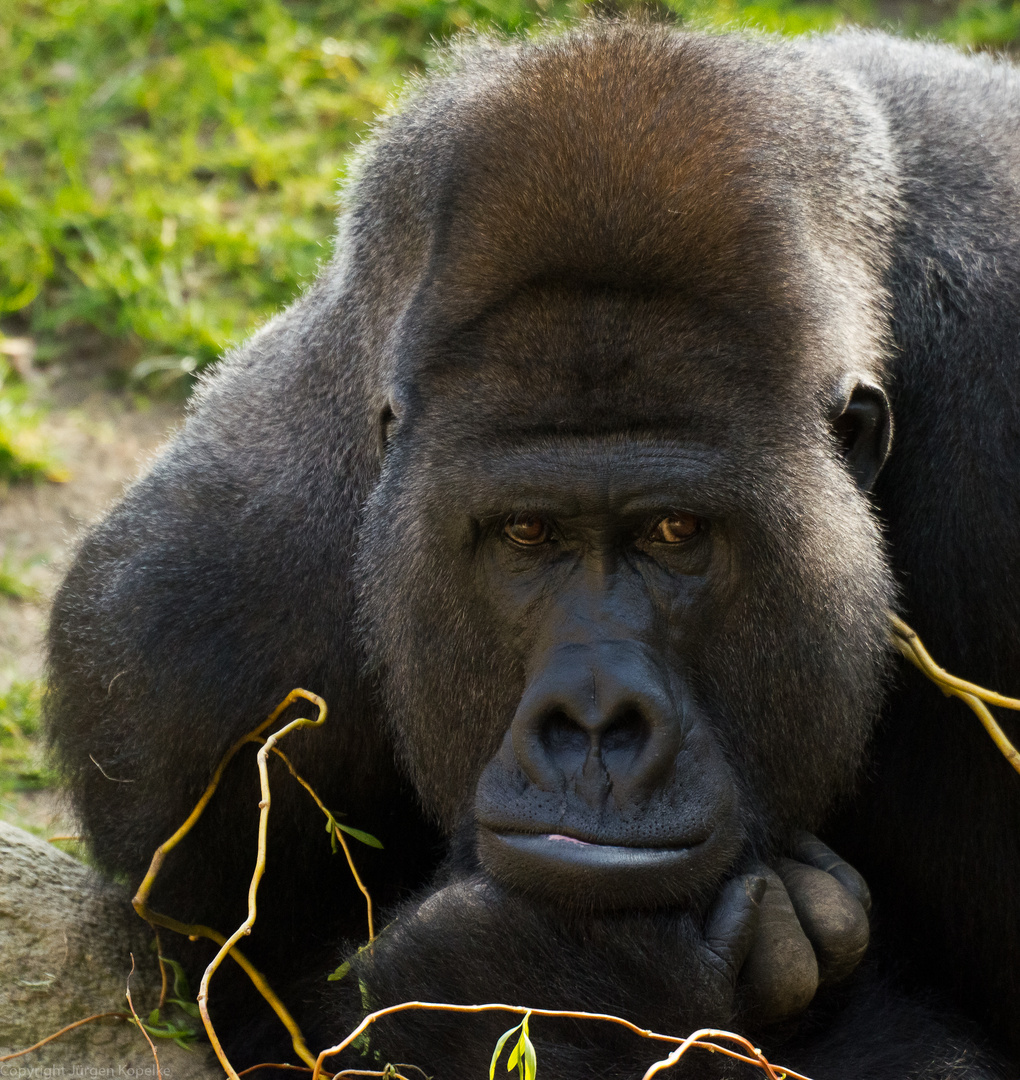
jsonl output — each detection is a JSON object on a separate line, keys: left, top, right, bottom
{"left": 0, "top": 682, "right": 54, "bottom": 797}
{"left": 0, "top": 0, "right": 582, "bottom": 384}
{"left": 0, "top": 352, "right": 66, "bottom": 483}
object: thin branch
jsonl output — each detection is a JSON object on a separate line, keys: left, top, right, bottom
{"left": 0, "top": 1013, "right": 130, "bottom": 1061}
{"left": 889, "top": 611, "right": 1020, "bottom": 774}
{"left": 236, "top": 1066, "right": 321, "bottom": 1078}
{"left": 639, "top": 1027, "right": 810, "bottom": 1080}
{"left": 132, "top": 689, "right": 326, "bottom": 1071}
{"left": 197, "top": 694, "right": 329, "bottom": 1079}
{"left": 311, "top": 1002, "right": 809, "bottom": 1080}
{"left": 126, "top": 954, "right": 163, "bottom": 1080}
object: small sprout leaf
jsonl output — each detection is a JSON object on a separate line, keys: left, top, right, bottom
{"left": 325, "top": 812, "right": 339, "bottom": 854}
{"left": 490, "top": 1024, "right": 519, "bottom": 1080}
{"left": 159, "top": 955, "right": 193, "bottom": 1001}
{"left": 336, "top": 823, "right": 384, "bottom": 849}
{"left": 523, "top": 1031, "right": 537, "bottom": 1080}
{"left": 491, "top": 1013, "right": 536, "bottom": 1080}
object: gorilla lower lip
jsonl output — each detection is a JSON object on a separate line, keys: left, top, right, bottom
{"left": 476, "top": 827, "right": 721, "bottom": 908}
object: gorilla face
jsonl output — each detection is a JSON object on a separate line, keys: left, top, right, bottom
{"left": 358, "top": 283, "right": 894, "bottom": 913}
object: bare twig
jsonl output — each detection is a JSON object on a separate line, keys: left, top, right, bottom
{"left": 197, "top": 693, "right": 329, "bottom": 1078}
{"left": 236, "top": 1065, "right": 319, "bottom": 1077}
{"left": 126, "top": 953, "right": 163, "bottom": 1080}
{"left": 639, "top": 1027, "right": 808, "bottom": 1080}
{"left": 154, "top": 929, "right": 169, "bottom": 1010}
{"left": 312, "top": 1002, "right": 810, "bottom": 1080}
{"left": 0, "top": 1013, "right": 131, "bottom": 1061}
{"left": 889, "top": 611, "right": 1020, "bottom": 774}
{"left": 133, "top": 689, "right": 326, "bottom": 1071}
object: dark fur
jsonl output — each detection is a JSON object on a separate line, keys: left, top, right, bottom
{"left": 46, "top": 23, "right": 1019, "bottom": 1079}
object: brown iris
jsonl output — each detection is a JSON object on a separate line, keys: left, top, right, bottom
{"left": 651, "top": 513, "right": 700, "bottom": 543}
{"left": 504, "top": 513, "right": 551, "bottom": 546}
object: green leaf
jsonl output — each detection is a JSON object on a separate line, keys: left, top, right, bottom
{"left": 327, "top": 960, "right": 351, "bottom": 982}
{"left": 159, "top": 956, "right": 193, "bottom": 1002}
{"left": 507, "top": 1036, "right": 522, "bottom": 1074}
{"left": 336, "top": 822, "right": 384, "bottom": 849}
{"left": 325, "top": 811, "right": 339, "bottom": 854}
{"left": 506, "top": 1013, "right": 536, "bottom": 1080}
{"left": 168, "top": 996, "right": 201, "bottom": 1018}
{"left": 137, "top": 1017, "right": 198, "bottom": 1046}
{"left": 489, "top": 1021, "right": 521, "bottom": 1080}
{"left": 523, "top": 1029, "right": 537, "bottom": 1080}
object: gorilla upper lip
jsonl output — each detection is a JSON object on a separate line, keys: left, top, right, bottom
{"left": 536, "top": 828, "right": 709, "bottom": 850}
{"left": 476, "top": 816, "right": 714, "bottom": 850}
{"left": 501, "top": 831, "right": 704, "bottom": 866}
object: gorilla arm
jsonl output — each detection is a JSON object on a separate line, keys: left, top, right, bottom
{"left": 44, "top": 290, "right": 438, "bottom": 973}
{"left": 324, "top": 862, "right": 990, "bottom": 1080}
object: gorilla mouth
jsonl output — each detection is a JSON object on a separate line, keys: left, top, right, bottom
{"left": 502, "top": 831, "right": 704, "bottom": 866}
{"left": 476, "top": 826, "right": 722, "bottom": 909}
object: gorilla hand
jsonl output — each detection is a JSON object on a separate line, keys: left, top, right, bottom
{"left": 739, "top": 833, "right": 871, "bottom": 1024}
{"left": 345, "top": 841, "right": 868, "bottom": 1045}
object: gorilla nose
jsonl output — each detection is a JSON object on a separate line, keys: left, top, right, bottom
{"left": 510, "top": 644, "right": 682, "bottom": 805}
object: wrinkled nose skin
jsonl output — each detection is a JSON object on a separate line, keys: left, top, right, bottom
{"left": 510, "top": 640, "right": 684, "bottom": 808}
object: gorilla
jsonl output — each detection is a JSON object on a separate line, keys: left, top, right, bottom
{"left": 46, "top": 21, "right": 1020, "bottom": 1080}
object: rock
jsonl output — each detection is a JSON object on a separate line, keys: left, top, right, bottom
{"left": 0, "top": 821, "right": 221, "bottom": 1079}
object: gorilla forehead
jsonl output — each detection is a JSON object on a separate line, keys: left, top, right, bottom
{"left": 357, "top": 23, "right": 898, "bottom": 395}
{"left": 399, "top": 283, "right": 824, "bottom": 477}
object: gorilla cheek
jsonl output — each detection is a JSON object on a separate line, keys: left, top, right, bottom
{"left": 355, "top": 480, "right": 522, "bottom": 828}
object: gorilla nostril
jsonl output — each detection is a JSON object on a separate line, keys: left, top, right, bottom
{"left": 602, "top": 707, "right": 649, "bottom": 755}
{"left": 541, "top": 708, "right": 592, "bottom": 773}
{"left": 601, "top": 707, "right": 653, "bottom": 780}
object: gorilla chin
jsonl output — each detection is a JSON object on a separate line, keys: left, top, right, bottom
{"left": 475, "top": 827, "right": 741, "bottom": 910}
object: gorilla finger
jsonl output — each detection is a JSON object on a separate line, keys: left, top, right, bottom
{"left": 777, "top": 858, "right": 870, "bottom": 985}
{"left": 702, "top": 873, "right": 767, "bottom": 987}
{"left": 738, "top": 869, "right": 819, "bottom": 1025}
{"left": 790, "top": 830, "right": 872, "bottom": 913}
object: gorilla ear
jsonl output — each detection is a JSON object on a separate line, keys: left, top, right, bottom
{"left": 828, "top": 377, "right": 892, "bottom": 492}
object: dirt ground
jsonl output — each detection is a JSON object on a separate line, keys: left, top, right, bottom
{"left": 0, "top": 370, "right": 184, "bottom": 833}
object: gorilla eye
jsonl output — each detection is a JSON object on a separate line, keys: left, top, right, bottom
{"left": 651, "top": 513, "right": 700, "bottom": 543}
{"left": 504, "top": 513, "right": 551, "bottom": 546}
